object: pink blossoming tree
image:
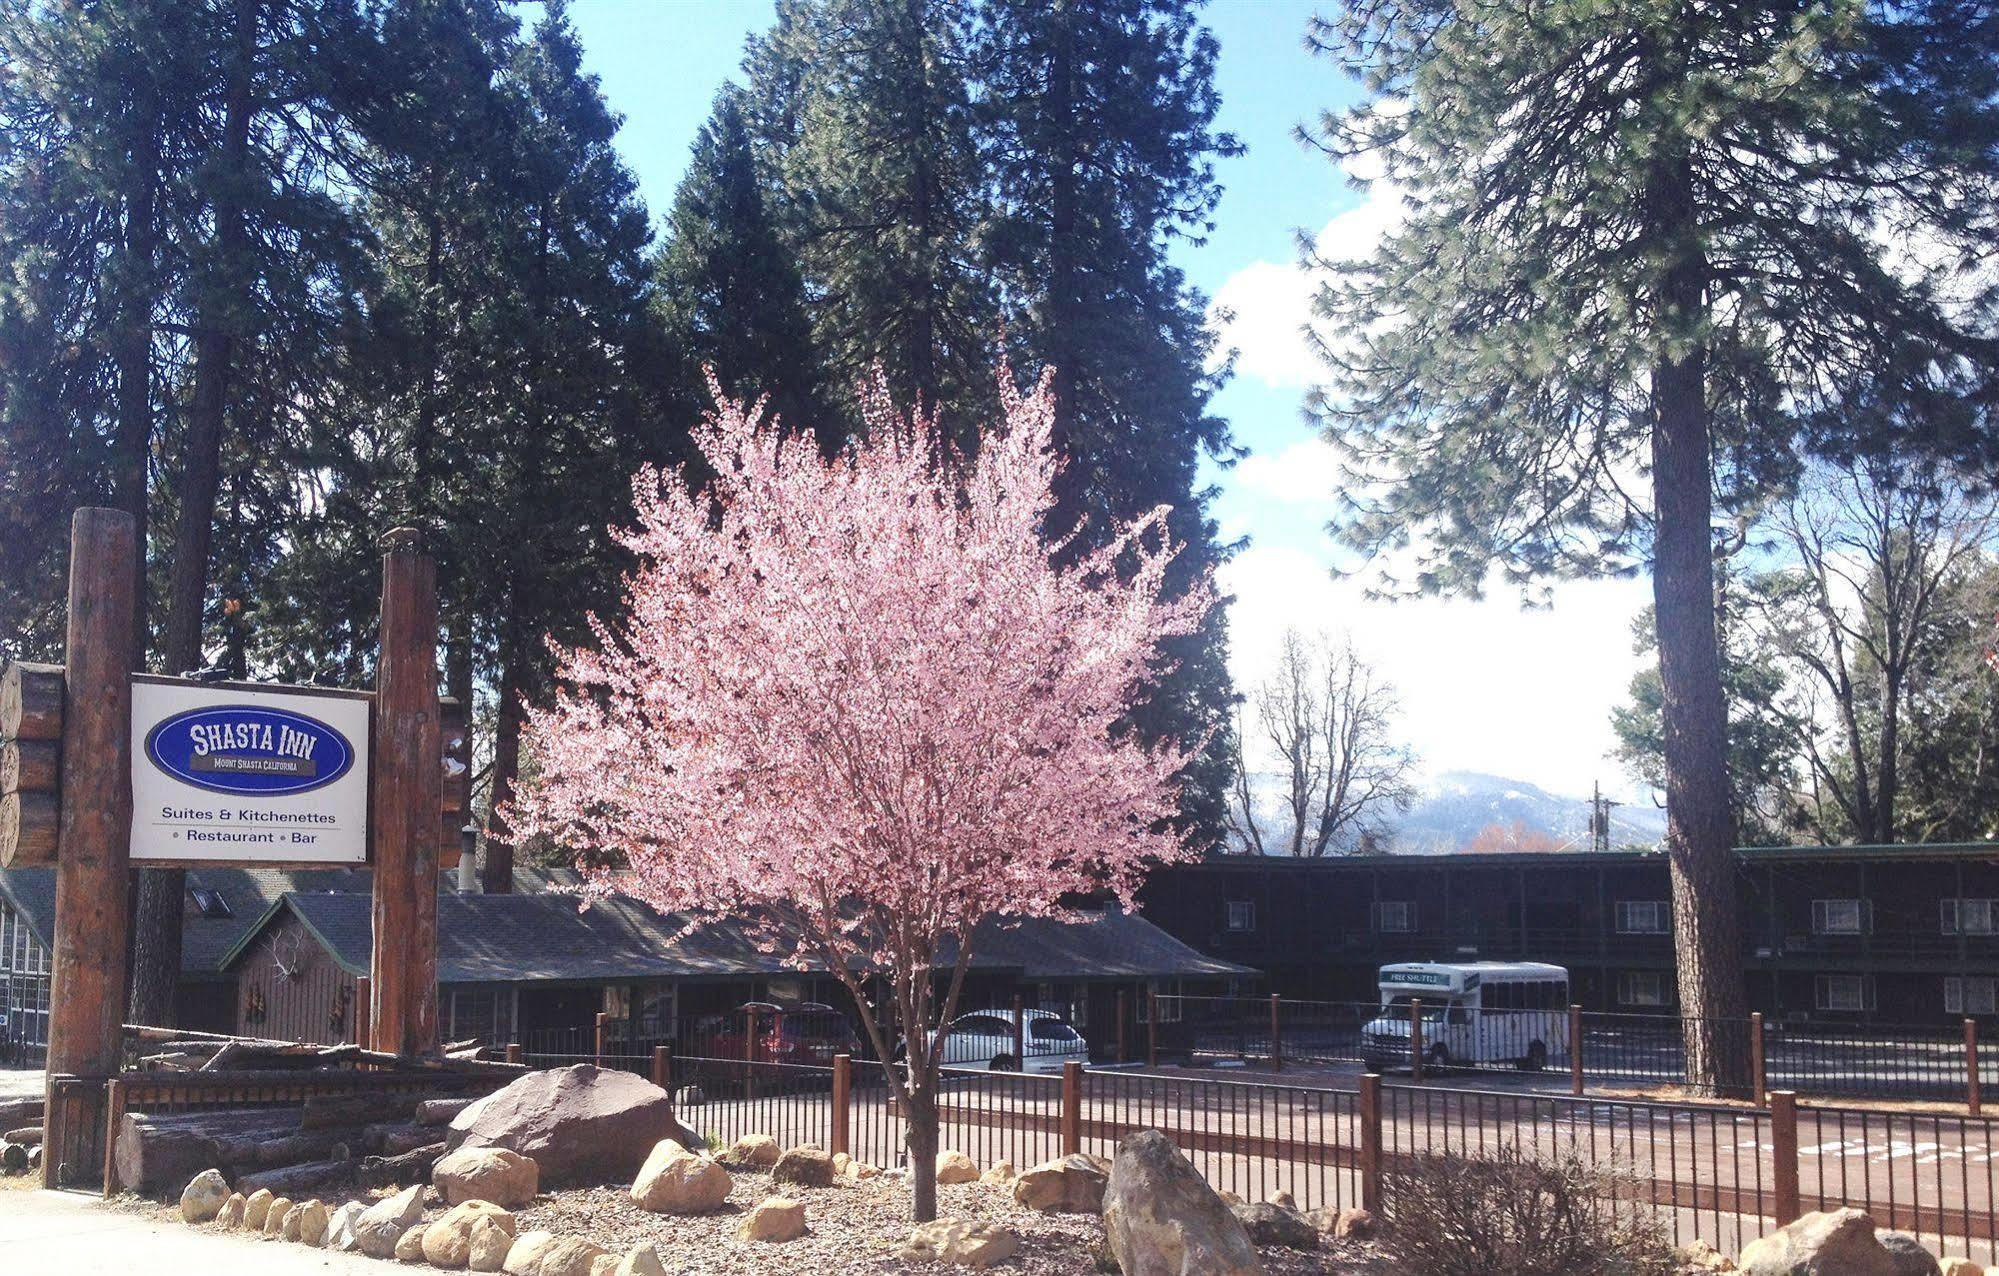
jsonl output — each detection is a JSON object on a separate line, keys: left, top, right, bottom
{"left": 510, "top": 367, "right": 1209, "bottom": 1221}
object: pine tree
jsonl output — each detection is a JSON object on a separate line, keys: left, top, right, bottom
{"left": 1306, "top": 0, "right": 1999, "bottom": 1090}
{"left": 653, "top": 85, "right": 832, "bottom": 449}
{"left": 974, "top": 0, "right": 1243, "bottom": 842}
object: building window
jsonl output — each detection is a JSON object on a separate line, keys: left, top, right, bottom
{"left": 1225, "top": 901, "right": 1256, "bottom": 933}
{"left": 1616, "top": 901, "right": 1670, "bottom": 934}
{"left": 189, "top": 887, "right": 233, "bottom": 919}
{"left": 1617, "top": 972, "right": 1666, "bottom": 1007}
{"left": 1138, "top": 981, "right": 1183, "bottom": 1024}
{"left": 1942, "top": 899, "right": 1997, "bottom": 935}
{"left": 1946, "top": 976, "right": 1998, "bottom": 1016}
{"left": 1372, "top": 901, "right": 1416, "bottom": 934}
{"left": 1815, "top": 974, "right": 1876, "bottom": 1013}
{"left": 1812, "top": 899, "right": 1869, "bottom": 935}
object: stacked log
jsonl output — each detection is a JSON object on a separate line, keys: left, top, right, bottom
{"left": 0, "top": 660, "right": 62, "bottom": 867}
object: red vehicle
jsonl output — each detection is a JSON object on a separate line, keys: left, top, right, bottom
{"left": 691, "top": 1001, "right": 861, "bottom": 1066}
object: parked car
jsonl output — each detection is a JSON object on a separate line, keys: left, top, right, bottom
{"left": 690, "top": 1001, "right": 861, "bottom": 1066}
{"left": 920, "top": 1008, "right": 1090, "bottom": 1074}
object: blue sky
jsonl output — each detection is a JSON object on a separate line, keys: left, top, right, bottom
{"left": 558, "top": 0, "right": 1654, "bottom": 803}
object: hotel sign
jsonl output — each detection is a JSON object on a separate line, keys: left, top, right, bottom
{"left": 130, "top": 677, "right": 370, "bottom": 864}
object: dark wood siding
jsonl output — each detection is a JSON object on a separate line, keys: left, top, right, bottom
{"left": 235, "top": 911, "right": 359, "bottom": 1044}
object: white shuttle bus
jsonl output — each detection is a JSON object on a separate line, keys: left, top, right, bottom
{"left": 1360, "top": 961, "right": 1569, "bottom": 1072}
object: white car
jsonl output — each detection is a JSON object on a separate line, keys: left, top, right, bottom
{"left": 928, "top": 1009, "right": 1089, "bottom": 1074}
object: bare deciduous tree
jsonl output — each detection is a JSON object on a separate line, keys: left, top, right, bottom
{"left": 1226, "top": 628, "right": 1416, "bottom": 856}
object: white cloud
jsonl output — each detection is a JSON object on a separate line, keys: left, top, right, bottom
{"left": 1231, "top": 438, "right": 1345, "bottom": 509}
{"left": 1207, "top": 173, "right": 1408, "bottom": 389}
{"left": 1220, "top": 541, "right": 1651, "bottom": 802}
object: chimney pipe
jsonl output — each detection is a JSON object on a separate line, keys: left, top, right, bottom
{"left": 457, "top": 823, "right": 479, "bottom": 894}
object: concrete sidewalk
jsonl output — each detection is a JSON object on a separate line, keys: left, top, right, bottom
{"left": 0, "top": 1188, "right": 383, "bottom": 1273}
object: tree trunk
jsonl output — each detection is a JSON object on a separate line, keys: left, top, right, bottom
{"left": 904, "top": 1081, "right": 940, "bottom": 1223}
{"left": 481, "top": 646, "right": 523, "bottom": 894}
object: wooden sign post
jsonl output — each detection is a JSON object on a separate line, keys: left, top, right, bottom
{"left": 368, "top": 529, "right": 441, "bottom": 1058}
{"left": 43, "top": 508, "right": 137, "bottom": 1187}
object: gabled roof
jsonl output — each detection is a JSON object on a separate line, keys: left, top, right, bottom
{"left": 222, "top": 889, "right": 1253, "bottom": 985}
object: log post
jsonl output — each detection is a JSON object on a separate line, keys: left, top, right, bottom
{"left": 1751, "top": 1012, "right": 1767, "bottom": 1108}
{"left": 1569, "top": 1004, "right": 1585, "bottom": 1096}
{"left": 1770, "top": 1090, "right": 1801, "bottom": 1225}
{"left": 595, "top": 1011, "right": 608, "bottom": 1068}
{"left": 1116, "top": 989, "right": 1127, "bottom": 1066}
{"left": 1269, "top": 994, "right": 1282, "bottom": 1072}
{"left": 1409, "top": 998, "right": 1424, "bottom": 1083}
{"left": 1059, "top": 1061, "right": 1082, "bottom": 1156}
{"left": 1146, "top": 989, "right": 1158, "bottom": 1070}
{"left": 652, "top": 1045, "right": 671, "bottom": 1092}
{"left": 369, "top": 529, "right": 442, "bottom": 1059}
{"left": 505, "top": 1043, "right": 522, "bottom": 1066}
{"left": 830, "top": 1053, "right": 851, "bottom": 1157}
{"left": 1359, "top": 1073, "right": 1382, "bottom": 1213}
{"left": 44, "top": 508, "right": 137, "bottom": 1190}
{"left": 1967, "top": 1018, "right": 1981, "bottom": 1116}
{"left": 1010, "top": 994, "right": 1024, "bottom": 1071}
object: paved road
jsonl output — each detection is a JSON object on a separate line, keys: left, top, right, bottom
{"left": 0, "top": 1189, "right": 382, "bottom": 1273}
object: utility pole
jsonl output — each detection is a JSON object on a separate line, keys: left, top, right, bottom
{"left": 1589, "top": 781, "right": 1621, "bottom": 854}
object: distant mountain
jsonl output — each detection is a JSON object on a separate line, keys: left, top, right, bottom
{"left": 1227, "top": 769, "right": 1665, "bottom": 855}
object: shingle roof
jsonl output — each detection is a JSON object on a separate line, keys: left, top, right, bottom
{"left": 227, "top": 889, "right": 1252, "bottom": 985}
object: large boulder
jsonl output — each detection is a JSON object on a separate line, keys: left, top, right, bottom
{"left": 737, "top": 1196, "right": 807, "bottom": 1243}
{"left": 242, "top": 1188, "right": 276, "bottom": 1231}
{"left": 1101, "top": 1130, "right": 1262, "bottom": 1276}
{"left": 447, "top": 1065, "right": 697, "bottom": 1189}
{"left": 1879, "top": 1233, "right": 1944, "bottom": 1276}
{"left": 1739, "top": 1209, "right": 1904, "bottom": 1276}
{"left": 434, "top": 1147, "right": 540, "bottom": 1208}
{"left": 629, "top": 1139, "right": 732, "bottom": 1214}
{"left": 325, "top": 1200, "right": 369, "bottom": 1251}
{"left": 262, "top": 1196, "right": 295, "bottom": 1237}
{"left": 424, "top": 1201, "right": 518, "bottom": 1268}
{"left": 726, "top": 1134, "right": 779, "bottom": 1169}
{"left": 771, "top": 1145, "right": 835, "bottom": 1188}
{"left": 179, "top": 1168, "right": 230, "bottom": 1223}
{"left": 354, "top": 1184, "right": 428, "bottom": 1258}
{"left": 217, "top": 1193, "right": 248, "bottom": 1230}
{"left": 936, "top": 1150, "right": 980, "bottom": 1186}
{"left": 1229, "top": 1202, "right": 1317, "bottom": 1250}
{"left": 294, "top": 1199, "right": 330, "bottom": 1246}
{"left": 469, "top": 1218, "right": 515, "bottom": 1272}
{"left": 1013, "top": 1152, "right": 1111, "bottom": 1213}
{"left": 395, "top": 1224, "right": 432, "bottom": 1263}
{"left": 503, "top": 1232, "right": 607, "bottom": 1276}
{"left": 612, "top": 1244, "right": 666, "bottom": 1276}
{"left": 896, "top": 1220, "right": 1021, "bottom": 1268}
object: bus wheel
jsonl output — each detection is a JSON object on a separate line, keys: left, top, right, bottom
{"left": 1522, "top": 1041, "right": 1547, "bottom": 1072}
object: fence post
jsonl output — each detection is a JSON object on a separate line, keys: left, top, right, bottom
{"left": 1359, "top": 1073, "right": 1382, "bottom": 1213}
{"left": 744, "top": 1006, "right": 759, "bottom": 1103}
{"left": 1769, "top": 1090, "right": 1801, "bottom": 1224}
{"left": 594, "top": 1012, "right": 608, "bottom": 1068}
{"left": 1146, "top": 989, "right": 1158, "bottom": 1070}
{"left": 1117, "top": 989, "right": 1128, "bottom": 1065}
{"left": 831, "top": 1053, "right": 852, "bottom": 1157}
{"left": 1270, "top": 994, "right": 1283, "bottom": 1073}
{"left": 505, "top": 1043, "right": 522, "bottom": 1066}
{"left": 1568, "top": 1004, "right": 1584, "bottom": 1096}
{"left": 1967, "top": 1019, "right": 1982, "bottom": 1115}
{"left": 1012, "top": 994, "right": 1025, "bottom": 1071}
{"left": 652, "top": 1045, "right": 671, "bottom": 1093}
{"left": 1751, "top": 1012, "right": 1767, "bottom": 1108}
{"left": 1409, "top": 998, "right": 1424, "bottom": 1083}
{"left": 1060, "top": 1061, "right": 1083, "bottom": 1156}
{"left": 100, "top": 1076, "right": 127, "bottom": 1198}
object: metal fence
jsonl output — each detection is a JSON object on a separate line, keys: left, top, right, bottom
{"left": 1155, "top": 994, "right": 1993, "bottom": 1105}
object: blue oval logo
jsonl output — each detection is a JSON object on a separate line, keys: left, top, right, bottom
{"left": 145, "top": 704, "right": 356, "bottom": 797}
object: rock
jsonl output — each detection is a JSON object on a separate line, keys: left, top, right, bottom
{"left": 1101, "top": 1130, "right": 1261, "bottom": 1276}
{"left": 503, "top": 1232, "right": 607, "bottom": 1276}
{"left": 295, "top": 1199, "right": 330, "bottom": 1246}
{"left": 355, "top": 1183, "right": 428, "bottom": 1258}
{"left": 936, "top": 1150, "right": 980, "bottom": 1185}
{"left": 1013, "top": 1152, "right": 1111, "bottom": 1213}
{"left": 447, "top": 1065, "right": 698, "bottom": 1189}
{"left": 672, "top": 1086, "right": 705, "bottom": 1108}
{"left": 612, "top": 1244, "right": 666, "bottom": 1276}
{"left": 847, "top": 1160, "right": 882, "bottom": 1181}
{"left": 737, "top": 1196, "right": 807, "bottom": 1243}
{"left": 424, "top": 1201, "right": 519, "bottom": 1267}
{"left": 1269, "top": 1190, "right": 1296, "bottom": 1210}
{"left": 435, "top": 1146, "right": 540, "bottom": 1208}
{"left": 262, "top": 1195, "right": 295, "bottom": 1237}
{"left": 1677, "top": 1239, "right": 1736, "bottom": 1271}
{"left": 1230, "top": 1202, "right": 1318, "bottom": 1250}
{"left": 832, "top": 1152, "right": 851, "bottom": 1177}
{"left": 1218, "top": 1189, "right": 1244, "bottom": 1206}
{"left": 179, "top": 1168, "right": 230, "bottom": 1223}
{"left": 896, "top": 1219, "right": 1021, "bottom": 1268}
{"left": 469, "top": 1217, "right": 515, "bottom": 1272}
{"left": 1322, "top": 1207, "right": 1374, "bottom": 1240}
{"left": 981, "top": 1160, "right": 1016, "bottom": 1185}
{"left": 325, "top": 1200, "right": 369, "bottom": 1251}
{"left": 242, "top": 1187, "right": 276, "bottom": 1231}
{"left": 630, "top": 1139, "right": 732, "bottom": 1214}
{"left": 395, "top": 1224, "right": 432, "bottom": 1263}
{"left": 1739, "top": 1209, "right": 1903, "bottom": 1276}
{"left": 772, "top": 1145, "right": 835, "bottom": 1188}
{"left": 589, "top": 1258, "right": 618, "bottom": 1276}
{"left": 727, "top": 1133, "right": 779, "bottom": 1169}
{"left": 279, "top": 1199, "right": 308, "bottom": 1242}
{"left": 217, "top": 1193, "right": 247, "bottom": 1230}
{"left": 1880, "top": 1233, "right": 1944, "bottom": 1276}
{"left": 1937, "top": 1261, "right": 1980, "bottom": 1276}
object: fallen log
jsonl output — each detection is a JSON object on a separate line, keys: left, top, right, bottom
{"left": 416, "top": 1096, "right": 477, "bottom": 1126}
{"left": 3, "top": 1126, "right": 41, "bottom": 1147}
{"left": 357, "top": 1141, "right": 444, "bottom": 1190}
{"left": 0, "top": 1100, "right": 43, "bottom": 1131}
{"left": 364, "top": 1122, "right": 436, "bottom": 1156}
{"left": 234, "top": 1158, "right": 357, "bottom": 1198}
{"left": 300, "top": 1092, "right": 422, "bottom": 1130}
{"left": 0, "top": 661, "right": 62, "bottom": 741}
{"left": 114, "top": 1108, "right": 303, "bottom": 1194}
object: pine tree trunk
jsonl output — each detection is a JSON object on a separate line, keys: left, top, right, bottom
{"left": 481, "top": 648, "right": 522, "bottom": 894}
{"left": 904, "top": 1082, "right": 940, "bottom": 1223}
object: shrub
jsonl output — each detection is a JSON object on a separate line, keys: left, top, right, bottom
{"left": 1382, "top": 1141, "right": 1677, "bottom": 1276}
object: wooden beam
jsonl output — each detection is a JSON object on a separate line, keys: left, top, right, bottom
{"left": 0, "top": 790, "right": 59, "bottom": 866}
{"left": 1, "top": 738, "right": 59, "bottom": 794}
{"left": 1, "top": 661, "right": 63, "bottom": 741}
{"left": 45, "top": 508, "right": 136, "bottom": 1189}
{"left": 370, "top": 528, "right": 441, "bottom": 1058}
